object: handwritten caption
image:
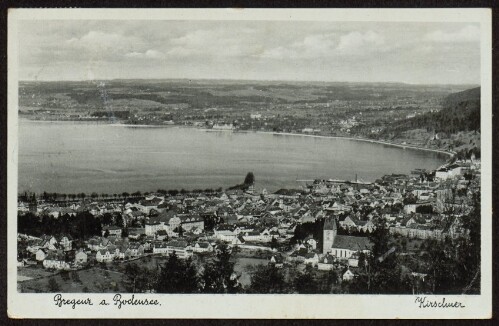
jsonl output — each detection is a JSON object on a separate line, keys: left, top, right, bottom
{"left": 414, "top": 296, "right": 465, "bottom": 309}
{"left": 53, "top": 293, "right": 161, "bottom": 309}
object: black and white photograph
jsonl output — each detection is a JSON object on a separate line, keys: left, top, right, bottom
{"left": 7, "top": 8, "right": 492, "bottom": 319}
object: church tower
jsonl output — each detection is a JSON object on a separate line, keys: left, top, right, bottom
{"left": 323, "top": 217, "right": 337, "bottom": 254}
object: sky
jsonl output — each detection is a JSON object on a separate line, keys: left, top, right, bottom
{"left": 17, "top": 20, "right": 481, "bottom": 84}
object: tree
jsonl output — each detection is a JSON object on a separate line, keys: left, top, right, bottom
{"left": 294, "top": 265, "right": 319, "bottom": 294}
{"left": 201, "top": 244, "right": 240, "bottom": 293}
{"left": 421, "top": 191, "right": 481, "bottom": 294}
{"left": 318, "top": 269, "right": 339, "bottom": 294}
{"left": 155, "top": 253, "right": 199, "bottom": 293}
{"left": 60, "top": 270, "right": 70, "bottom": 281}
{"left": 102, "top": 213, "right": 113, "bottom": 226}
{"left": 350, "top": 216, "right": 409, "bottom": 294}
{"left": 48, "top": 278, "right": 61, "bottom": 292}
{"left": 270, "top": 237, "right": 278, "bottom": 250}
{"left": 115, "top": 214, "right": 125, "bottom": 228}
{"left": 244, "top": 172, "right": 255, "bottom": 185}
{"left": 247, "top": 264, "right": 288, "bottom": 293}
{"left": 123, "top": 263, "right": 158, "bottom": 293}
{"left": 71, "top": 270, "right": 81, "bottom": 283}
{"left": 174, "top": 226, "right": 184, "bottom": 237}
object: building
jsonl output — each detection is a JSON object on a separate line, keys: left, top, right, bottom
{"left": 330, "top": 235, "right": 372, "bottom": 259}
{"left": 323, "top": 217, "right": 337, "bottom": 254}
{"left": 193, "top": 241, "right": 213, "bottom": 253}
{"left": 75, "top": 250, "right": 88, "bottom": 265}
{"left": 323, "top": 216, "right": 372, "bottom": 258}
{"left": 317, "top": 254, "right": 336, "bottom": 271}
{"left": 178, "top": 214, "right": 205, "bottom": 231}
{"left": 43, "top": 251, "right": 70, "bottom": 270}
{"left": 342, "top": 269, "right": 355, "bottom": 282}
{"left": 96, "top": 249, "right": 115, "bottom": 263}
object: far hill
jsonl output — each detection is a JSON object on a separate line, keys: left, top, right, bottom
{"left": 442, "top": 86, "right": 480, "bottom": 107}
{"left": 382, "top": 87, "right": 480, "bottom": 135}
{"left": 379, "top": 87, "right": 481, "bottom": 158}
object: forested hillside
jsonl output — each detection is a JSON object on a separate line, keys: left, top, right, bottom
{"left": 379, "top": 87, "right": 480, "bottom": 158}
{"left": 383, "top": 87, "right": 480, "bottom": 135}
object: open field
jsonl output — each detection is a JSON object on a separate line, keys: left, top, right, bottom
{"left": 18, "top": 266, "right": 126, "bottom": 293}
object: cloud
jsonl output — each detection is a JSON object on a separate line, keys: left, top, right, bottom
{"left": 125, "top": 49, "right": 164, "bottom": 59}
{"left": 167, "top": 29, "right": 263, "bottom": 57}
{"left": 261, "top": 31, "right": 385, "bottom": 59}
{"left": 66, "top": 31, "right": 146, "bottom": 59}
{"left": 425, "top": 25, "right": 480, "bottom": 43}
{"left": 337, "top": 31, "right": 385, "bottom": 52}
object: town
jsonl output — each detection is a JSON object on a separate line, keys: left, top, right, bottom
{"left": 17, "top": 155, "right": 481, "bottom": 294}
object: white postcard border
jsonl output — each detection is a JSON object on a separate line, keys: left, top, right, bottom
{"left": 7, "top": 8, "right": 493, "bottom": 319}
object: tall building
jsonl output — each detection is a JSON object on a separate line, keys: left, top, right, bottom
{"left": 323, "top": 217, "right": 337, "bottom": 254}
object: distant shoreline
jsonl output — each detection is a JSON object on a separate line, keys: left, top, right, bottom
{"left": 203, "top": 128, "right": 455, "bottom": 158}
{"left": 256, "top": 131, "right": 455, "bottom": 157}
{"left": 20, "top": 117, "right": 455, "bottom": 158}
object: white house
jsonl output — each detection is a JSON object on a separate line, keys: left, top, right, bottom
{"left": 74, "top": 250, "right": 88, "bottom": 265}
{"left": 193, "top": 242, "right": 213, "bottom": 253}
{"left": 96, "top": 249, "right": 115, "bottom": 263}
{"left": 304, "top": 252, "right": 320, "bottom": 266}
{"left": 35, "top": 249, "right": 47, "bottom": 262}
{"left": 317, "top": 255, "right": 335, "bottom": 271}
{"left": 43, "top": 251, "right": 70, "bottom": 270}
{"left": 342, "top": 269, "right": 355, "bottom": 282}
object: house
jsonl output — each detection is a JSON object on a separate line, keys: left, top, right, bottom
{"left": 152, "top": 242, "right": 169, "bottom": 255}
{"left": 43, "top": 251, "right": 70, "bottom": 270}
{"left": 57, "top": 235, "right": 73, "bottom": 251}
{"left": 153, "top": 240, "right": 193, "bottom": 258}
{"left": 96, "top": 249, "right": 115, "bottom": 263}
{"left": 145, "top": 210, "right": 186, "bottom": 236}
{"left": 39, "top": 235, "right": 59, "bottom": 251}
{"left": 74, "top": 250, "right": 88, "bottom": 265}
{"left": 340, "top": 215, "right": 360, "bottom": 229}
{"left": 126, "top": 243, "right": 145, "bottom": 257}
{"left": 288, "top": 248, "right": 308, "bottom": 263}
{"left": 231, "top": 235, "right": 245, "bottom": 246}
{"left": 342, "top": 269, "right": 355, "bottom": 282}
{"left": 269, "top": 254, "right": 284, "bottom": 268}
{"left": 107, "top": 226, "right": 123, "bottom": 237}
{"left": 35, "top": 248, "right": 47, "bottom": 262}
{"left": 435, "top": 164, "right": 463, "bottom": 180}
{"left": 214, "top": 224, "right": 239, "bottom": 242}
{"left": 193, "top": 241, "right": 213, "bottom": 253}
{"left": 128, "top": 227, "right": 145, "bottom": 240}
{"left": 156, "top": 229, "right": 169, "bottom": 241}
{"left": 178, "top": 214, "right": 205, "bottom": 231}
{"left": 305, "top": 237, "right": 317, "bottom": 250}
{"left": 86, "top": 237, "right": 107, "bottom": 251}
{"left": 348, "top": 252, "right": 363, "bottom": 267}
{"left": 304, "top": 252, "right": 320, "bottom": 266}
{"left": 317, "top": 255, "right": 335, "bottom": 271}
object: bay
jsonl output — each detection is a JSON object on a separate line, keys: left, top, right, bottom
{"left": 18, "top": 120, "right": 448, "bottom": 194}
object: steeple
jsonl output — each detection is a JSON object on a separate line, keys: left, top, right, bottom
{"left": 324, "top": 216, "right": 337, "bottom": 230}
{"left": 323, "top": 216, "right": 337, "bottom": 254}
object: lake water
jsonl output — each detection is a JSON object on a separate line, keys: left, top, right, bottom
{"left": 18, "top": 120, "right": 448, "bottom": 194}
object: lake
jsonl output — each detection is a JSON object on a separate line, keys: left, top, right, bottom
{"left": 18, "top": 120, "right": 448, "bottom": 194}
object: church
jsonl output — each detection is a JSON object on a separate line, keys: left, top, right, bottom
{"left": 323, "top": 217, "right": 372, "bottom": 258}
